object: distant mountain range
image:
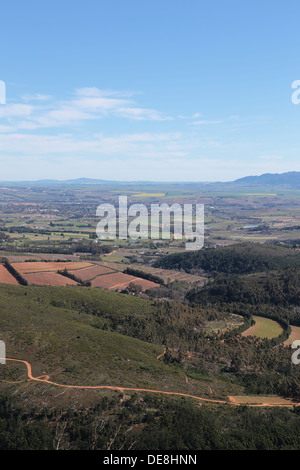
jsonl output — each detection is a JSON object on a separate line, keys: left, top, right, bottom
{"left": 1, "top": 172, "right": 300, "bottom": 187}
{"left": 233, "top": 171, "right": 300, "bottom": 186}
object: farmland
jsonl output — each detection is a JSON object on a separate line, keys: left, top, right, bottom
{"left": 0, "top": 181, "right": 299, "bottom": 450}
{"left": 68, "top": 264, "right": 115, "bottom": 280}
{"left": 6, "top": 260, "right": 160, "bottom": 291}
{"left": 11, "top": 261, "right": 94, "bottom": 273}
{"left": 23, "top": 272, "right": 78, "bottom": 286}
{"left": 90, "top": 271, "right": 159, "bottom": 291}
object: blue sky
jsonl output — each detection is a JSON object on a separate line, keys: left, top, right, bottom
{"left": 0, "top": 0, "right": 300, "bottom": 181}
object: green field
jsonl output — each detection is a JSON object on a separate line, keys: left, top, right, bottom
{"left": 242, "top": 315, "right": 283, "bottom": 339}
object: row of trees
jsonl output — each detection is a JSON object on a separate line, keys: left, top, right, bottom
{"left": 124, "top": 267, "right": 165, "bottom": 285}
{"left": 57, "top": 268, "right": 91, "bottom": 287}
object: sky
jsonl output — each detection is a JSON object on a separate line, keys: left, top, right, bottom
{"left": 0, "top": 0, "right": 300, "bottom": 182}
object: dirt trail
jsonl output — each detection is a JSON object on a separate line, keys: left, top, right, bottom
{"left": 156, "top": 348, "right": 167, "bottom": 360}
{"left": 1, "top": 357, "right": 298, "bottom": 408}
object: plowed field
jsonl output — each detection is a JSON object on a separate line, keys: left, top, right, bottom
{"left": 0, "top": 265, "right": 19, "bottom": 285}
{"left": 23, "top": 272, "right": 78, "bottom": 286}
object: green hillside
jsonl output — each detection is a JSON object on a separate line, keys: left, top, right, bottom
{"left": 0, "top": 284, "right": 238, "bottom": 403}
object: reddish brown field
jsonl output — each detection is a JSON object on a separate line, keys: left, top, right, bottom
{"left": 120, "top": 264, "right": 207, "bottom": 285}
{"left": 91, "top": 272, "right": 137, "bottom": 289}
{"left": 23, "top": 272, "right": 78, "bottom": 286}
{"left": 12, "top": 261, "right": 93, "bottom": 274}
{"left": 0, "top": 264, "right": 19, "bottom": 285}
{"left": 68, "top": 265, "right": 115, "bottom": 281}
{"left": 128, "top": 278, "right": 160, "bottom": 291}
{"left": 91, "top": 272, "right": 159, "bottom": 291}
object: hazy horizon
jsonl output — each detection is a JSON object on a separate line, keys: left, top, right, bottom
{"left": 0, "top": 169, "right": 299, "bottom": 185}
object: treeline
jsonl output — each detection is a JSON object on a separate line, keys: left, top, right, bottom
{"left": 2, "top": 226, "right": 52, "bottom": 235}
{"left": 1, "top": 258, "right": 28, "bottom": 286}
{"left": 57, "top": 268, "right": 91, "bottom": 287}
{"left": 272, "top": 240, "right": 300, "bottom": 249}
{"left": 155, "top": 243, "right": 300, "bottom": 275}
{"left": 124, "top": 267, "right": 165, "bottom": 285}
{"left": 0, "top": 240, "right": 113, "bottom": 256}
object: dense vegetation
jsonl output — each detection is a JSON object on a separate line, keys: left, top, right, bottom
{"left": 0, "top": 393, "right": 299, "bottom": 450}
{"left": 186, "top": 270, "right": 300, "bottom": 324}
{"left": 155, "top": 243, "right": 300, "bottom": 274}
{"left": 46, "top": 285, "right": 225, "bottom": 349}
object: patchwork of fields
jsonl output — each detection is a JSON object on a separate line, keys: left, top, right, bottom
{"left": 2, "top": 260, "right": 160, "bottom": 292}
{"left": 101, "top": 261, "right": 207, "bottom": 285}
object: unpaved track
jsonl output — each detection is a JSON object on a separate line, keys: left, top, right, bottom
{"left": 1, "top": 357, "right": 298, "bottom": 408}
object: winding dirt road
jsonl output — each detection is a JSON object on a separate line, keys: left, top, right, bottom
{"left": 1, "top": 357, "right": 298, "bottom": 408}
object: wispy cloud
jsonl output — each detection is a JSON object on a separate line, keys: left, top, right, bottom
{"left": 0, "top": 86, "right": 297, "bottom": 182}
{"left": 0, "top": 87, "right": 172, "bottom": 132}
{"left": 0, "top": 131, "right": 186, "bottom": 159}
{"left": 21, "top": 93, "right": 52, "bottom": 102}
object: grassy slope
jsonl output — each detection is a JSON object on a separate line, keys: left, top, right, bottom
{"left": 0, "top": 284, "right": 242, "bottom": 402}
